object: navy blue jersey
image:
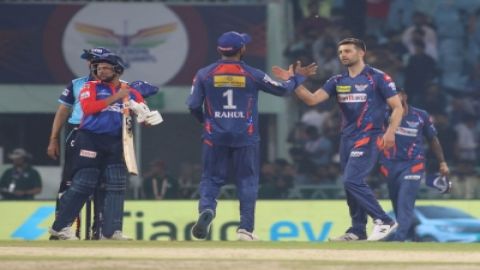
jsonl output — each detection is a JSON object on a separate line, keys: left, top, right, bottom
{"left": 323, "top": 66, "right": 398, "bottom": 138}
{"left": 186, "top": 59, "right": 305, "bottom": 146}
{"left": 79, "top": 81, "right": 144, "bottom": 136}
{"left": 383, "top": 106, "right": 437, "bottom": 161}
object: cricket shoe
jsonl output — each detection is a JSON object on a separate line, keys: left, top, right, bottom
{"left": 237, "top": 229, "right": 260, "bottom": 241}
{"left": 191, "top": 209, "right": 215, "bottom": 240}
{"left": 367, "top": 219, "right": 398, "bottom": 241}
{"left": 48, "top": 227, "right": 79, "bottom": 240}
{"left": 328, "top": 232, "right": 366, "bottom": 242}
{"left": 100, "top": 231, "right": 133, "bottom": 241}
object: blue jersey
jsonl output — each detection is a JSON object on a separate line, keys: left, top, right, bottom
{"left": 383, "top": 106, "right": 437, "bottom": 161}
{"left": 186, "top": 59, "right": 305, "bottom": 147}
{"left": 323, "top": 66, "right": 398, "bottom": 138}
{"left": 79, "top": 81, "right": 144, "bottom": 136}
{"left": 58, "top": 75, "right": 95, "bottom": 125}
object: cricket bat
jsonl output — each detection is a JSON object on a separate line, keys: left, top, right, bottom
{"left": 122, "top": 95, "right": 139, "bottom": 175}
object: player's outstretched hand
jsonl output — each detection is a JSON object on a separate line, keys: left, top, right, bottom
{"left": 294, "top": 61, "right": 318, "bottom": 77}
{"left": 272, "top": 65, "right": 293, "bottom": 81}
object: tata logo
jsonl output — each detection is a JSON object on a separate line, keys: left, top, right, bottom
{"left": 63, "top": 3, "right": 189, "bottom": 85}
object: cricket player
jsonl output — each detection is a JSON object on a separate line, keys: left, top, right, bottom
{"left": 186, "top": 31, "right": 316, "bottom": 241}
{"left": 49, "top": 53, "right": 161, "bottom": 240}
{"left": 273, "top": 38, "right": 402, "bottom": 241}
{"left": 380, "top": 89, "right": 450, "bottom": 241}
{"left": 47, "top": 47, "right": 110, "bottom": 239}
{"left": 47, "top": 48, "right": 159, "bottom": 239}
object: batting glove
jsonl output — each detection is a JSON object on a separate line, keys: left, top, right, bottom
{"left": 145, "top": 110, "right": 163, "bottom": 125}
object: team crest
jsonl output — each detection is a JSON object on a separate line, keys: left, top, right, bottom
{"left": 354, "top": 84, "right": 368, "bottom": 91}
{"left": 406, "top": 121, "right": 419, "bottom": 128}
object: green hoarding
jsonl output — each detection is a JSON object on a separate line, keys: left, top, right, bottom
{"left": 2, "top": 200, "right": 480, "bottom": 241}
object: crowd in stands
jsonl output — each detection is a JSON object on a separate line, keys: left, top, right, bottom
{"left": 281, "top": 0, "right": 480, "bottom": 199}
{"left": 126, "top": 0, "right": 479, "bottom": 200}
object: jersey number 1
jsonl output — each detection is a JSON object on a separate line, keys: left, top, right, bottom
{"left": 223, "top": 89, "right": 237, "bottom": 110}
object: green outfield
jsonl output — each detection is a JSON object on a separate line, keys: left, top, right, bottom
{"left": 1, "top": 241, "right": 480, "bottom": 270}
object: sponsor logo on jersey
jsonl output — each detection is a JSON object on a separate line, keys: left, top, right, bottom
{"left": 336, "top": 85, "right": 351, "bottom": 93}
{"left": 404, "top": 174, "right": 421, "bottom": 180}
{"left": 262, "top": 74, "right": 281, "bottom": 87}
{"left": 395, "top": 127, "right": 418, "bottom": 137}
{"left": 62, "top": 89, "right": 70, "bottom": 96}
{"left": 354, "top": 84, "right": 368, "bottom": 91}
{"left": 214, "top": 75, "right": 246, "bottom": 88}
{"left": 337, "top": 93, "right": 367, "bottom": 103}
{"left": 406, "top": 121, "right": 419, "bottom": 128}
{"left": 102, "top": 103, "right": 123, "bottom": 113}
{"left": 97, "top": 90, "right": 111, "bottom": 97}
{"left": 388, "top": 82, "right": 396, "bottom": 91}
{"left": 214, "top": 111, "right": 245, "bottom": 119}
{"left": 80, "top": 91, "right": 90, "bottom": 100}
{"left": 350, "top": 151, "right": 364, "bottom": 158}
{"left": 80, "top": 149, "right": 97, "bottom": 158}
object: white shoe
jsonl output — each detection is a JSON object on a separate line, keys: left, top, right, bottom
{"left": 101, "top": 230, "right": 133, "bottom": 241}
{"left": 367, "top": 219, "right": 398, "bottom": 241}
{"left": 237, "top": 229, "right": 260, "bottom": 241}
{"left": 49, "top": 227, "right": 79, "bottom": 240}
{"left": 328, "top": 232, "right": 365, "bottom": 242}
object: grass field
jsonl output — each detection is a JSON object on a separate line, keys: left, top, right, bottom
{"left": 1, "top": 241, "right": 480, "bottom": 270}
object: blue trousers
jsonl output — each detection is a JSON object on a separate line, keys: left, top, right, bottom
{"left": 52, "top": 130, "right": 127, "bottom": 237}
{"left": 199, "top": 142, "right": 259, "bottom": 232}
{"left": 340, "top": 133, "right": 392, "bottom": 236}
{"left": 380, "top": 160, "right": 423, "bottom": 241}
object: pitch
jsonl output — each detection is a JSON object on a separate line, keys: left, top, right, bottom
{"left": 1, "top": 241, "right": 480, "bottom": 270}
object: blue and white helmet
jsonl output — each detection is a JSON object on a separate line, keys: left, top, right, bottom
{"left": 426, "top": 173, "right": 451, "bottom": 194}
{"left": 80, "top": 47, "right": 113, "bottom": 61}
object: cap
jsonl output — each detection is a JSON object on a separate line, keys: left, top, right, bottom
{"left": 81, "top": 47, "right": 113, "bottom": 60}
{"left": 8, "top": 148, "right": 30, "bottom": 160}
{"left": 217, "top": 31, "right": 251, "bottom": 53}
{"left": 426, "top": 173, "right": 451, "bottom": 194}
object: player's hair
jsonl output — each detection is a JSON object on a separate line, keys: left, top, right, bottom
{"left": 218, "top": 48, "right": 241, "bottom": 57}
{"left": 337, "top": 38, "right": 367, "bottom": 52}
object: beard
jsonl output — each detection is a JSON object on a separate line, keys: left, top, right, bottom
{"left": 100, "top": 73, "right": 116, "bottom": 83}
{"left": 343, "top": 58, "right": 359, "bottom": 67}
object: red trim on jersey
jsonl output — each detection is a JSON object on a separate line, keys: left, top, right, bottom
{"left": 411, "top": 163, "right": 424, "bottom": 173}
{"left": 354, "top": 137, "right": 371, "bottom": 149}
{"left": 211, "top": 63, "right": 246, "bottom": 75}
{"left": 380, "top": 165, "right": 389, "bottom": 177}
{"left": 203, "top": 139, "right": 213, "bottom": 146}
{"left": 80, "top": 81, "right": 108, "bottom": 115}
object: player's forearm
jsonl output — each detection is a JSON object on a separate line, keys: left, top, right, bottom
{"left": 385, "top": 105, "right": 403, "bottom": 135}
{"left": 430, "top": 137, "right": 446, "bottom": 164}
{"left": 295, "top": 86, "right": 327, "bottom": 106}
{"left": 49, "top": 105, "right": 71, "bottom": 140}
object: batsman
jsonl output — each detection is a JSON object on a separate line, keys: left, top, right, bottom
{"left": 49, "top": 52, "right": 162, "bottom": 240}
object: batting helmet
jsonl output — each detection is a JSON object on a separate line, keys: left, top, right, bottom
{"left": 80, "top": 47, "right": 113, "bottom": 61}
{"left": 91, "top": 53, "right": 126, "bottom": 75}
